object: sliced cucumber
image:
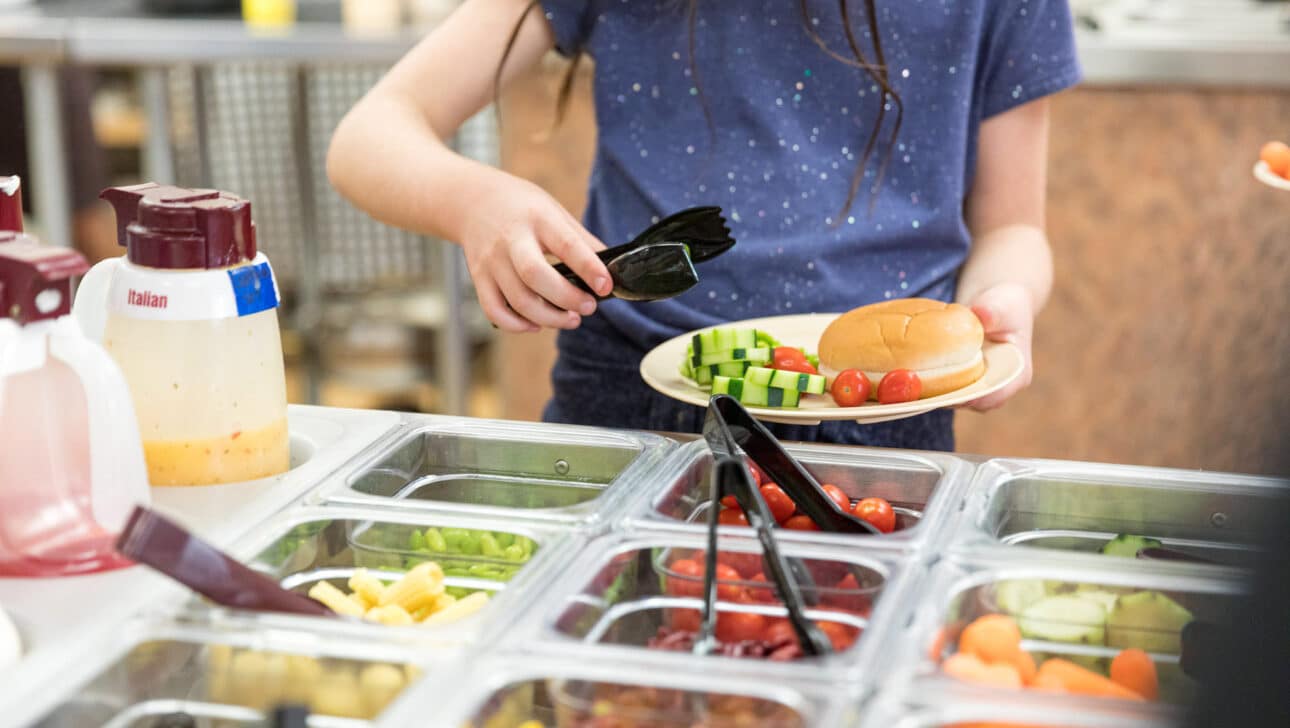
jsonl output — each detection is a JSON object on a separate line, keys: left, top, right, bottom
{"left": 758, "top": 367, "right": 826, "bottom": 394}
{"left": 690, "top": 347, "right": 771, "bottom": 368}
{"left": 1101, "top": 534, "right": 1163, "bottom": 558}
{"left": 755, "top": 330, "right": 781, "bottom": 348}
{"left": 693, "top": 328, "right": 758, "bottom": 358}
{"left": 712, "top": 377, "right": 801, "bottom": 408}
{"left": 1106, "top": 591, "right": 1193, "bottom": 654}
{"left": 1017, "top": 596, "right": 1107, "bottom": 645}
{"left": 994, "top": 579, "right": 1048, "bottom": 615}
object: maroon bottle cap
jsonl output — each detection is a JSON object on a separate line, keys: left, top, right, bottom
{"left": 0, "top": 176, "right": 22, "bottom": 233}
{"left": 100, "top": 183, "right": 257, "bottom": 270}
{"left": 0, "top": 242, "right": 90, "bottom": 325}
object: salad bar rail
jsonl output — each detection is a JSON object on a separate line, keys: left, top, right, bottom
{"left": 1, "top": 405, "right": 1286, "bottom": 727}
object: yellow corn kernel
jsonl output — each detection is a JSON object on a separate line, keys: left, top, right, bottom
{"left": 364, "top": 604, "right": 415, "bottom": 626}
{"left": 359, "top": 663, "right": 406, "bottom": 716}
{"left": 348, "top": 569, "right": 387, "bottom": 607}
{"left": 422, "top": 591, "right": 490, "bottom": 626}
{"left": 308, "top": 581, "right": 367, "bottom": 617}
{"left": 379, "top": 563, "right": 444, "bottom": 613}
{"left": 517, "top": 722, "right": 544, "bottom": 728}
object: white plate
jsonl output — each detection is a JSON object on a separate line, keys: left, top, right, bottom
{"left": 1255, "top": 161, "right": 1290, "bottom": 192}
{"left": 640, "top": 313, "right": 1025, "bottom": 425}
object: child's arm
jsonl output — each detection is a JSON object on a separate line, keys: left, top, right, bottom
{"left": 957, "top": 97, "right": 1054, "bottom": 410}
{"left": 327, "top": 0, "right": 612, "bottom": 333}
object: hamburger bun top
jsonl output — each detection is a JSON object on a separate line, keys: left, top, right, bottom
{"left": 818, "top": 298, "right": 984, "bottom": 373}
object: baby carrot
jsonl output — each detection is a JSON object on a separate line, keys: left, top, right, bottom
{"left": 1034, "top": 658, "right": 1146, "bottom": 701}
{"left": 1110, "top": 648, "right": 1159, "bottom": 701}
{"left": 959, "top": 614, "right": 1023, "bottom": 665}
{"left": 943, "top": 653, "right": 1023, "bottom": 689}
{"left": 1011, "top": 649, "right": 1038, "bottom": 685}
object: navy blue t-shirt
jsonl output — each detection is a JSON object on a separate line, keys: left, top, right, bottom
{"left": 538, "top": 0, "right": 1082, "bottom": 445}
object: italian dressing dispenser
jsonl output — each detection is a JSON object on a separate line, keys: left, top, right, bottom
{"left": 0, "top": 236, "right": 149, "bottom": 577}
{"left": 74, "top": 184, "right": 289, "bottom": 486}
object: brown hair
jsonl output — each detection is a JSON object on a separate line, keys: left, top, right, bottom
{"left": 495, "top": 1, "right": 904, "bottom": 219}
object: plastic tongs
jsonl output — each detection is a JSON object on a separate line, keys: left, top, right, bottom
{"left": 704, "top": 394, "right": 882, "bottom": 536}
{"left": 696, "top": 412, "right": 833, "bottom": 658}
{"left": 553, "top": 206, "right": 735, "bottom": 302}
{"left": 116, "top": 506, "right": 335, "bottom": 618}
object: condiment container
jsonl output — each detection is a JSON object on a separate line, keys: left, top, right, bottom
{"left": 0, "top": 236, "right": 149, "bottom": 577}
{"left": 73, "top": 183, "right": 289, "bottom": 486}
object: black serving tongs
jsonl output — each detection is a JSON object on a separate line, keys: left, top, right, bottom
{"left": 554, "top": 206, "right": 735, "bottom": 302}
{"left": 694, "top": 456, "right": 833, "bottom": 658}
{"left": 704, "top": 394, "right": 882, "bottom": 536}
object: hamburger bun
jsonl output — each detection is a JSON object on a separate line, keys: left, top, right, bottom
{"left": 818, "top": 298, "right": 985, "bottom": 399}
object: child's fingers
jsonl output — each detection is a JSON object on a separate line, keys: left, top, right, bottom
{"left": 473, "top": 276, "right": 538, "bottom": 333}
{"left": 510, "top": 237, "right": 599, "bottom": 316}
{"left": 542, "top": 215, "right": 613, "bottom": 298}
{"left": 493, "top": 263, "right": 581, "bottom": 330}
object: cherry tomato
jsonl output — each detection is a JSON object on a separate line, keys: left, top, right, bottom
{"left": 666, "top": 559, "right": 704, "bottom": 598}
{"left": 716, "top": 611, "right": 768, "bottom": 643}
{"left": 714, "top": 563, "right": 749, "bottom": 601}
{"left": 747, "top": 573, "right": 778, "bottom": 603}
{"left": 763, "top": 618, "right": 796, "bottom": 646}
{"left": 830, "top": 369, "right": 871, "bottom": 407}
{"left": 718, "top": 508, "right": 749, "bottom": 527}
{"left": 853, "top": 497, "right": 897, "bottom": 533}
{"left": 772, "top": 347, "right": 818, "bottom": 374}
{"left": 692, "top": 550, "right": 761, "bottom": 582}
{"left": 1261, "top": 140, "right": 1290, "bottom": 178}
{"left": 668, "top": 607, "right": 701, "bottom": 632}
{"left": 746, "top": 459, "right": 766, "bottom": 486}
{"left": 823, "top": 574, "right": 872, "bottom": 611}
{"left": 784, "top": 514, "right": 820, "bottom": 531}
{"left": 816, "top": 621, "right": 860, "bottom": 651}
{"left": 821, "top": 484, "right": 850, "bottom": 512}
{"left": 877, "top": 369, "right": 922, "bottom": 404}
{"left": 759, "top": 483, "right": 797, "bottom": 524}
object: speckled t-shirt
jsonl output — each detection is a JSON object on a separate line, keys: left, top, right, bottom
{"left": 538, "top": 0, "right": 1082, "bottom": 444}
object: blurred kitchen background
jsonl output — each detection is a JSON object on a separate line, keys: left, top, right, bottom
{"left": 1, "top": 0, "right": 1287, "bottom": 474}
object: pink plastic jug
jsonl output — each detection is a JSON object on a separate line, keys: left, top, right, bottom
{"left": 0, "top": 206, "right": 150, "bottom": 577}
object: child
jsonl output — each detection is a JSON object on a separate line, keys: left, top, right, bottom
{"left": 327, "top": 0, "right": 1081, "bottom": 451}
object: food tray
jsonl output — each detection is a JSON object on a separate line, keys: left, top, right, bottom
{"left": 376, "top": 653, "right": 853, "bottom": 728}
{"left": 952, "top": 458, "right": 1290, "bottom": 567}
{"left": 222, "top": 506, "right": 581, "bottom": 648}
{"left": 857, "top": 685, "right": 1180, "bottom": 728}
{"left": 628, "top": 439, "right": 972, "bottom": 551}
{"left": 506, "top": 529, "right": 921, "bottom": 685}
{"left": 27, "top": 612, "right": 432, "bottom": 728}
{"left": 888, "top": 555, "right": 1247, "bottom": 711}
{"left": 312, "top": 418, "right": 674, "bottom": 528}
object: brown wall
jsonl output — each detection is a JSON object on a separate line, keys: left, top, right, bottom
{"left": 497, "top": 63, "right": 1290, "bottom": 476}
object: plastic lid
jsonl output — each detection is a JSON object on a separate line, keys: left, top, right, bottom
{"left": 100, "top": 183, "right": 257, "bottom": 270}
{"left": 0, "top": 242, "right": 90, "bottom": 324}
{"left": 0, "top": 177, "right": 21, "bottom": 233}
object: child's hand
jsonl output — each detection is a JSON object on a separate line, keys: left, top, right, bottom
{"left": 964, "top": 282, "right": 1034, "bottom": 411}
{"left": 459, "top": 180, "right": 613, "bottom": 333}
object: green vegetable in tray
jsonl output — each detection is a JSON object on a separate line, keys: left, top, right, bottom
{"left": 1101, "top": 534, "right": 1164, "bottom": 558}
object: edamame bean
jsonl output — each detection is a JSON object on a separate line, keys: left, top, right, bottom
{"left": 479, "top": 533, "right": 503, "bottom": 558}
{"left": 407, "top": 530, "right": 426, "bottom": 551}
{"left": 493, "top": 532, "right": 515, "bottom": 549}
{"left": 423, "top": 527, "right": 449, "bottom": 553}
{"left": 503, "top": 544, "right": 526, "bottom": 562}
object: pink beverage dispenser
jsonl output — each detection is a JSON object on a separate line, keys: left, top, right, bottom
{"left": 0, "top": 186, "right": 150, "bottom": 577}
{"left": 72, "top": 183, "right": 289, "bottom": 486}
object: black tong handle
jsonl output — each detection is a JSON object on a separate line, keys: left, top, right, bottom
{"left": 705, "top": 394, "right": 880, "bottom": 535}
{"left": 696, "top": 457, "right": 833, "bottom": 658}
{"left": 552, "top": 206, "right": 734, "bottom": 286}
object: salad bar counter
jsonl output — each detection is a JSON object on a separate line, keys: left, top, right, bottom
{"left": 0, "top": 405, "right": 1286, "bottom": 727}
